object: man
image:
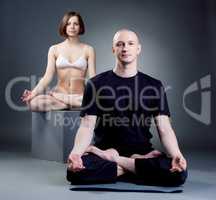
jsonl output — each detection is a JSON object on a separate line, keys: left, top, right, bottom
{"left": 67, "top": 29, "right": 187, "bottom": 186}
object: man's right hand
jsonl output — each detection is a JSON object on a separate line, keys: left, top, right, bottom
{"left": 67, "top": 153, "right": 85, "bottom": 172}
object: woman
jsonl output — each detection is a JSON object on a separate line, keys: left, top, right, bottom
{"left": 21, "top": 11, "right": 96, "bottom": 111}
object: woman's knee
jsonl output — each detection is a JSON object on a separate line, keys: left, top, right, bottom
{"left": 28, "top": 94, "right": 64, "bottom": 111}
{"left": 27, "top": 96, "right": 42, "bottom": 111}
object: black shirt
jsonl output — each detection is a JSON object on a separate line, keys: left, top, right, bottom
{"left": 80, "top": 70, "right": 170, "bottom": 156}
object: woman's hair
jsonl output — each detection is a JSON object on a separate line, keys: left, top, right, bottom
{"left": 59, "top": 11, "right": 85, "bottom": 37}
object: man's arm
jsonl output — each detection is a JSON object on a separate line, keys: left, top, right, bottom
{"left": 154, "top": 115, "right": 181, "bottom": 157}
{"left": 154, "top": 115, "right": 187, "bottom": 172}
{"left": 68, "top": 115, "right": 96, "bottom": 172}
{"left": 71, "top": 115, "right": 96, "bottom": 155}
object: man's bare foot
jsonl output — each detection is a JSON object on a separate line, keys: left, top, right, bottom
{"left": 130, "top": 150, "right": 162, "bottom": 159}
{"left": 85, "top": 145, "right": 94, "bottom": 152}
{"left": 102, "top": 149, "right": 119, "bottom": 162}
{"left": 117, "top": 165, "right": 125, "bottom": 176}
{"left": 85, "top": 146, "right": 126, "bottom": 176}
{"left": 85, "top": 146, "right": 119, "bottom": 162}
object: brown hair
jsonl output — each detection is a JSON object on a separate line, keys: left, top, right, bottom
{"left": 59, "top": 11, "right": 85, "bottom": 37}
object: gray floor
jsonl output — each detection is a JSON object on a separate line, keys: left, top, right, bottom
{"left": 0, "top": 151, "right": 215, "bottom": 200}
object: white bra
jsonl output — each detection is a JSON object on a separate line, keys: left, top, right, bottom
{"left": 56, "top": 54, "right": 87, "bottom": 71}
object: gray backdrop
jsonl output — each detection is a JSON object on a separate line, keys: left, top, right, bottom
{"left": 1, "top": 0, "right": 215, "bottom": 153}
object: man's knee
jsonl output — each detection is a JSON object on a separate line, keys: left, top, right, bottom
{"left": 66, "top": 154, "right": 93, "bottom": 184}
{"left": 134, "top": 156, "right": 188, "bottom": 186}
{"left": 66, "top": 153, "right": 117, "bottom": 184}
{"left": 170, "top": 169, "right": 188, "bottom": 186}
{"left": 155, "top": 168, "right": 188, "bottom": 186}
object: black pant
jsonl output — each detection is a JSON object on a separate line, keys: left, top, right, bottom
{"left": 67, "top": 153, "right": 187, "bottom": 186}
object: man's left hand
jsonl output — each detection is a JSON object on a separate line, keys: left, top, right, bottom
{"left": 170, "top": 155, "right": 187, "bottom": 173}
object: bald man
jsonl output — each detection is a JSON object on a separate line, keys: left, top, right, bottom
{"left": 66, "top": 29, "right": 188, "bottom": 186}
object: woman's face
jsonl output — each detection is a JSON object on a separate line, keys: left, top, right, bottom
{"left": 66, "top": 16, "right": 80, "bottom": 37}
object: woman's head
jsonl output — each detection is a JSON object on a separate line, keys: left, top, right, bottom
{"left": 59, "top": 11, "right": 85, "bottom": 37}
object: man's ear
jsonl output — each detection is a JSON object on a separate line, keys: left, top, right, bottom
{"left": 112, "top": 46, "right": 115, "bottom": 54}
{"left": 137, "top": 44, "right": 141, "bottom": 55}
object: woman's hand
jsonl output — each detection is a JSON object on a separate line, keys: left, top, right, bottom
{"left": 21, "top": 89, "right": 33, "bottom": 103}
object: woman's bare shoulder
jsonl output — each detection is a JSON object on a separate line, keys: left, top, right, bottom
{"left": 83, "top": 43, "right": 94, "bottom": 50}
{"left": 49, "top": 41, "right": 65, "bottom": 55}
{"left": 82, "top": 43, "right": 95, "bottom": 55}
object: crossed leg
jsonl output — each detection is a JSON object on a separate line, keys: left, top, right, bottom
{"left": 67, "top": 153, "right": 118, "bottom": 184}
{"left": 49, "top": 92, "right": 83, "bottom": 108}
{"left": 67, "top": 146, "right": 187, "bottom": 186}
{"left": 28, "top": 94, "right": 68, "bottom": 111}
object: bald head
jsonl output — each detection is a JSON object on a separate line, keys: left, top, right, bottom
{"left": 112, "top": 29, "right": 141, "bottom": 65}
{"left": 113, "top": 29, "right": 140, "bottom": 46}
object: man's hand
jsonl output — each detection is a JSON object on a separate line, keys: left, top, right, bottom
{"left": 170, "top": 155, "right": 187, "bottom": 173}
{"left": 67, "top": 153, "right": 85, "bottom": 172}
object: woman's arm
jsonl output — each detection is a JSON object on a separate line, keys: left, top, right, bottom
{"left": 86, "top": 45, "right": 96, "bottom": 78}
{"left": 30, "top": 46, "right": 56, "bottom": 99}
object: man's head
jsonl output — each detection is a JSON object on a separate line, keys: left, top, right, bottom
{"left": 112, "top": 29, "right": 141, "bottom": 65}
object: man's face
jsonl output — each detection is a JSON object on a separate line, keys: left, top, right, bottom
{"left": 112, "top": 31, "right": 141, "bottom": 64}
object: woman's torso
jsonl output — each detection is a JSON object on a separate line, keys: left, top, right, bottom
{"left": 54, "top": 41, "right": 88, "bottom": 95}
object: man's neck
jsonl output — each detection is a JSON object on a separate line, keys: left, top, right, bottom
{"left": 113, "top": 61, "right": 138, "bottom": 78}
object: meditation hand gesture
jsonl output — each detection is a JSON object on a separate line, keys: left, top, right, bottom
{"left": 67, "top": 153, "right": 85, "bottom": 172}
{"left": 21, "top": 89, "right": 33, "bottom": 103}
{"left": 170, "top": 155, "right": 187, "bottom": 173}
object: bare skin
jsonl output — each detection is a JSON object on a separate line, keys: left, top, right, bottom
{"left": 21, "top": 15, "right": 96, "bottom": 111}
